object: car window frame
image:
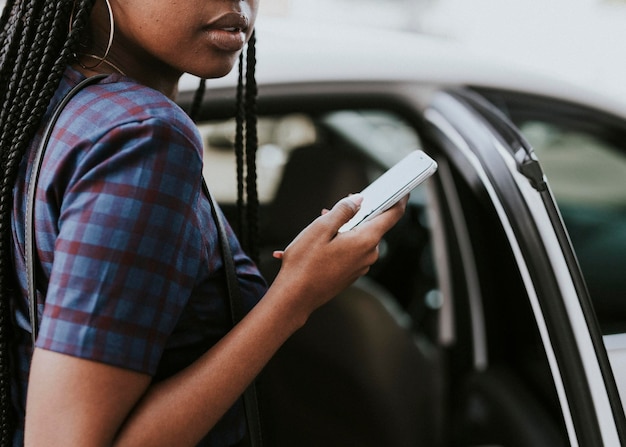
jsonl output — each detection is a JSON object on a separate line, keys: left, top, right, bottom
{"left": 425, "top": 88, "right": 626, "bottom": 446}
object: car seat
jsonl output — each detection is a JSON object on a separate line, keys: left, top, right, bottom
{"left": 258, "top": 277, "right": 444, "bottom": 447}
{"left": 259, "top": 141, "right": 372, "bottom": 280}
{"left": 256, "top": 141, "right": 444, "bottom": 446}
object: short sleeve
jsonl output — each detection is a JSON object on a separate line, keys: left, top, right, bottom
{"left": 36, "top": 116, "right": 204, "bottom": 375}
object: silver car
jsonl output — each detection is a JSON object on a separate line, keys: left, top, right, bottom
{"left": 179, "top": 18, "right": 626, "bottom": 447}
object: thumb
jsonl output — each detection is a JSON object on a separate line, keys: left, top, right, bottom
{"left": 322, "top": 194, "right": 363, "bottom": 230}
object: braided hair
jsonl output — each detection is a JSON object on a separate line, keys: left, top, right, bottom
{"left": 238, "top": 31, "right": 259, "bottom": 261}
{"left": 0, "top": 1, "right": 98, "bottom": 442}
{"left": 0, "top": 1, "right": 258, "bottom": 443}
{"left": 190, "top": 32, "right": 259, "bottom": 262}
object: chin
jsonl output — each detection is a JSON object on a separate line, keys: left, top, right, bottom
{"left": 207, "top": 66, "right": 237, "bottom": 79}
{"left": 192, "top": 55, "right": 240, "bottom": 80}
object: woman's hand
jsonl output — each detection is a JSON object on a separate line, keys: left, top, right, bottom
{"left": 269, "top": 193, "right": 408, "bottom": 326}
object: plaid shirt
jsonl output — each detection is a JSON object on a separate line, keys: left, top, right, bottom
{"left": 10, "top": 67, "right": 266, "bottom": 446}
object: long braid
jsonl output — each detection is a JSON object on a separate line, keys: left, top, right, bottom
{"left": 234, "top": 51, "right": 246, "bottom": 241}
{"left": 0, "top": 0, "right": 15, "bottom": 31}
{"left": 0, "top": 1, "right": 96, "bottom": 442}
{"left": 188, "top": 77, "right": 207, "bottom": 122}
{"left": 243, "top": 31, "right": 258, "bottom": 262}
{"left": 0, "top": 1, "right": 18, "bottom": 71}
{"left": 232, "top": 34, "right": 259, "bottom": 261}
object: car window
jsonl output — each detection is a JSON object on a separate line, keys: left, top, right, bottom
{"left": 479, "top": 91, "right": 626, "bottom": 335}
{"left": 193, "top": 100, "right": 573, "bottom": 445}
{"left": 199, "top": 113, "right": 319, "bottom": 204}
{"left": 521, "top": 122, "right": 626, "bottom": 207}
{"left": 198, "top": 110, "right": 433, "bottom": 311}
{"left": 198, "top": 110, "right": 420, "bottom": 205}
{"left": 525, "top": 123, "right": 626, "bottom": 336}
{"left": 521, "top": 121, "right": 626, "bottom": 335}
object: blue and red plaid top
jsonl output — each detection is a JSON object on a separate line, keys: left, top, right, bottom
{"left": 10, "top": 67, "right": 266, "bottom": 446}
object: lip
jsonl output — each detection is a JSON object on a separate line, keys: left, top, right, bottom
{"left": 206, "top": 12, "right": 250, "bottom": 32}
{"left": 204, "top": 12, "right": 250, "bottom": 52}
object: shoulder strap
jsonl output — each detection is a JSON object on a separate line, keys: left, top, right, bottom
{"left": 26, "top": 74, "right": 107, "bottom": 346}
{"left": 202, "top": 181, "right": 263, "bottom": 447}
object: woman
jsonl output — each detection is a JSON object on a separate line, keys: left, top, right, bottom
{"left": 0, "top": 0, "right": 407, "bottom": 445}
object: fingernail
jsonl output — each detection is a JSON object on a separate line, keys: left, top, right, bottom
{"left": 348, "top": 193, "right": 363, "bottom": 205}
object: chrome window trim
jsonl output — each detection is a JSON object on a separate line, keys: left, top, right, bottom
{"left": 604, "top": 333, "right": 626, "bottom": 405}
{"left": 434, "top": 156, "right": 488, "bottom": 369}
{"left": 425, "top": 171, "right": 456, "bottom": 347}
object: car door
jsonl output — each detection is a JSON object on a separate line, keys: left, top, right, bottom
{"left": 473, "top": 89, "right": 626, "bottom": 416}
{"left": 423, "top": 88, "right": 626, "bottom": 446}
{"left": 181, "top": 77, "right": 625, "bottom": 446}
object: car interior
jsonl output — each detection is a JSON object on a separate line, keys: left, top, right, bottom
{"left": 195, "top": 94, "right": 572, "bottom": 446}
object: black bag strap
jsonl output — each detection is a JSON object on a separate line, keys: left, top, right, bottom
{"left": 26, "top": 74, "right": 107, "bottom": 344}
{"left": 202, "top": 181, "right": 263, "bottom": 447}
{"left": 25, "top": 74, "right": 262, "bottom": 447}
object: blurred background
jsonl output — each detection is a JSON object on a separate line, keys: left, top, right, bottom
{"left": 1, "top": 0, "right": 624, "bottom": 100}
{"left": 258, "top": 0, "right": 626, "bottom": 103}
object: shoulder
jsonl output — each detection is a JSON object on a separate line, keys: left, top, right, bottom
{"left": 55, "top": 69, "right": 202, "bottom": 153}
{"left": 40, "top": 69, "right": 206, "bottom": 206}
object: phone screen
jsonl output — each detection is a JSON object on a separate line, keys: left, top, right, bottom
{"left": 338, "top": 150, "right": 437, "bottom": 233}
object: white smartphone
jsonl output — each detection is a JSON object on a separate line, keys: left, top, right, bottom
{"left": 338, "top": 150, "right": 438, "bottom": 233}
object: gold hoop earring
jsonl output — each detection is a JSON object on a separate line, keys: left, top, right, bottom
{"left": 80, "top": 0, "right": 115, "bottom": 70}
{"left": 68, "top": 0, "right": 76, "bottom": 35}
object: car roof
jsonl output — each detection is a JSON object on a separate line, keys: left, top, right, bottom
{"left": 179, "top": 17, "right": 626, "bottom": 119}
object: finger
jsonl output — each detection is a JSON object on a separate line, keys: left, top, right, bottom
{"left": 319, "top": 194, "right": 362, "bottom": 231}
{"left": 272, "top": 250, "right": 284, "bottom": 259}
{"left": 360, "top": 195, "right": 408, "bottom": 234}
